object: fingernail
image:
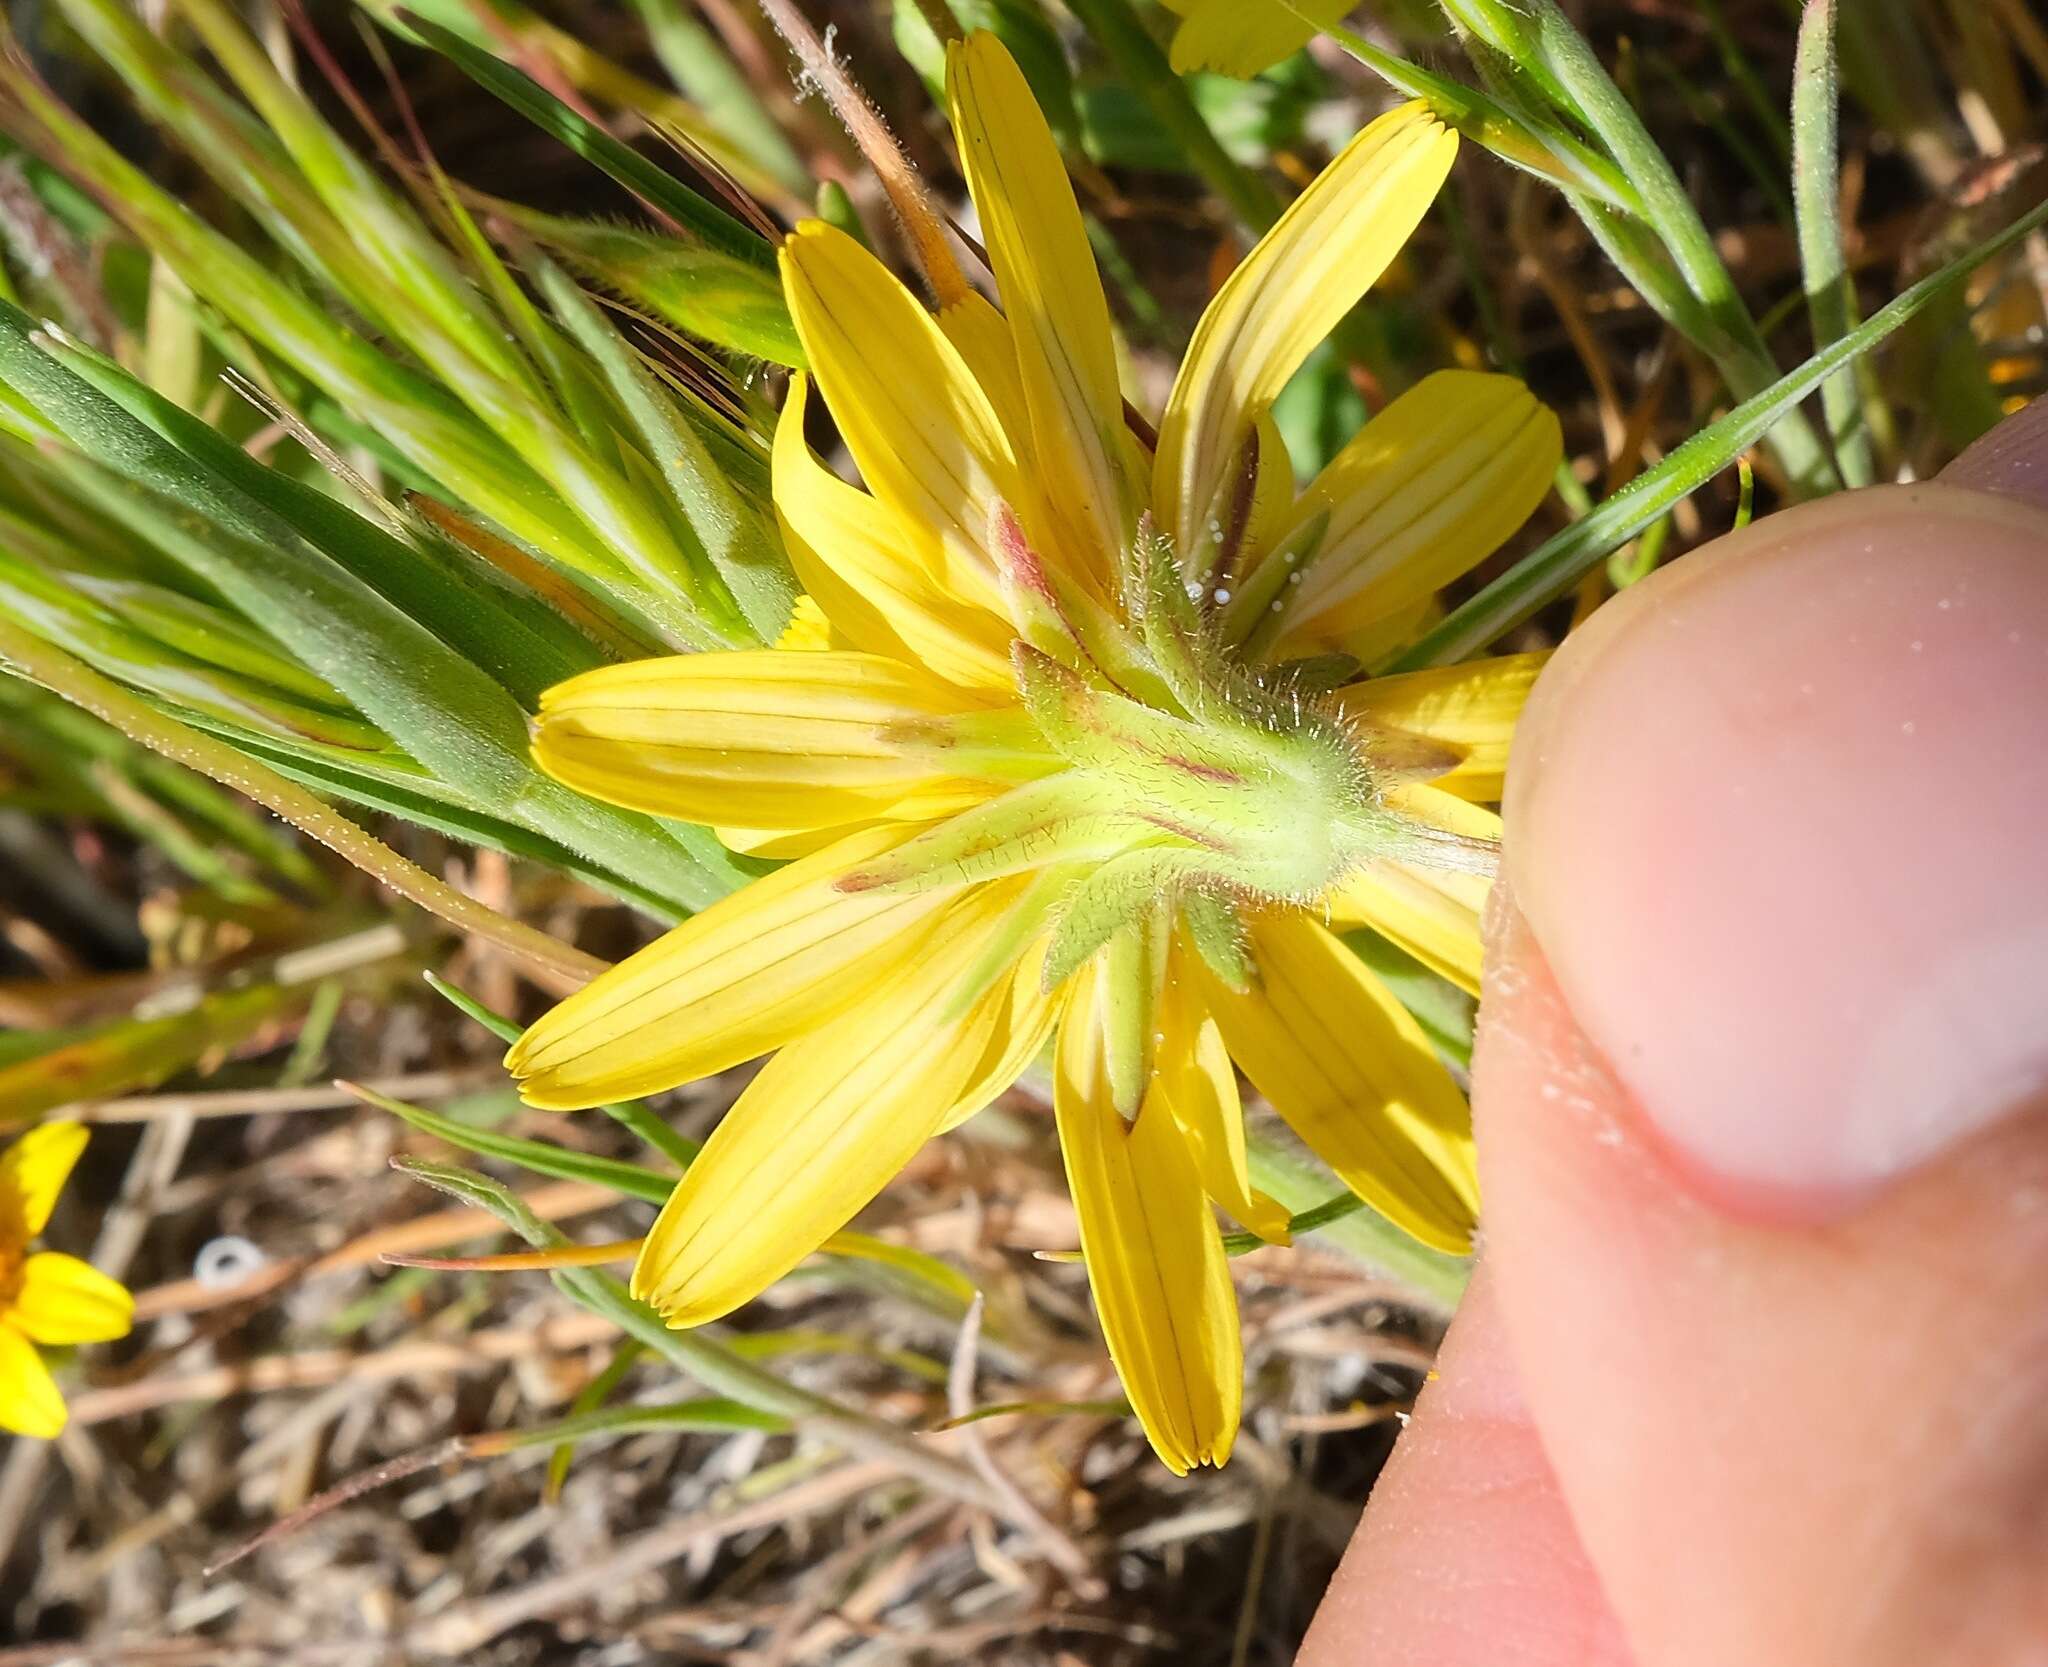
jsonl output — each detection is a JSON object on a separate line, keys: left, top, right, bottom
{"left": 1939, "top": 397, "right": 2048, "bottom": 512}
{"left": 1503, "top": 485, "right": 2048, "bottom": 1206}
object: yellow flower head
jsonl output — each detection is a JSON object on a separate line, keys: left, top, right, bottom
{"left": 511, "top": 35, "right": 1558, "bottom": 1473}
{"left": 0, "top": 1123, "right": 134, "bottom": 1439}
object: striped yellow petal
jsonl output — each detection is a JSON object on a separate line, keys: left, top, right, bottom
{"left": 775, "top": 594, "right": 835, "bottom": 651}
{"left": 1333, "top": 651, "right": 1549, "bottom": 801}
{"left": 1055, "top": 962, "right": 1240, "bottom": 1474}
{"left": 1154, "top": 104, "right": 1456, "bottom": 555}
{"left": 1321, "top": 864, "right": 1487, "bottom": 997}
{"left": 941, "top": 937, "right": 1063, "bottom": 1132}
{"left": 773, "top": 374, "right": 1015, "bottom": 691}
{"left": 7, "top": 1252, "right": 133, "bottom": 1345}
{"left": 1156, "top": 956, "right": 1290, "bottom": 1242}
{"left": 531, "top": 650, "right": 1020, "bottom": 830}
{"left": 1278, "top": 371, "right": 1561, "bottom": 649}
{"left": 712, "top": 823, "right": 863, "bottom": 860}
{"left": 948, "top": 33, "right": 1134, "bottom": 574}
{"left": 1317, "top": 593, "right": 1441, "bottom": 673}
{"left": 1166, "top": 0, "right": 1354, "bottom": 78}
{"left": 937, "top": 291, "right": 1034, "bottom": 477}
{"left": 0, "top": 1324, "right": 65, "bottom": 1439}
{"left": 714, "top": 786, "right": 1007, "bottom": 862}
{"left": 1197, "top": 911, "right": 1478, "bottom": 1253}
{"left": 506, "top": 825, "right": 951, "bottom": 1109}
{"left": 1198, "top": 409, "right": 1295, "bottom": 588}
{"left": 631, "top": 883, "right": 1028, "bottom": 1326}
{"left": 781, "top": 222, "right": 1020, "bottom": 609}
{"left": 1386, "top": 780, "right": 1503, "bottom": 842}
{"left": 713, "top": 815, "right": 931, "bottom": 861}
{"left": 1, "top": 1121, "right": 87, "bottom": 1242}
{"left": 1322, "top": 784, "right": 1497, "bottom": 996}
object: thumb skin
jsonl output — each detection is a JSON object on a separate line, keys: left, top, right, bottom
{"left": 1298, "top": 410, "right": 2048, "bottom": 1667}
{"left": 1479, "top": 473, "right": 2048, "bottom": 1666}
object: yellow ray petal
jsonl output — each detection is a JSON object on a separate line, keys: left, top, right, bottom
{"left": 948, "top": 33, "right": 1134, "bottom": 573}
{"left": 1333, "top": 650, "right": 1550, "bottom": 801}
{"left": 507, "top": 825, "right": 952, "bottom": 1109}
{"left": 1279, "top": 371, "right": 1562, "bottom": 646}
{"left": 1198, "top": 911, "right": 1478, "bottom": 1252}
{"left": 714, "top": 780, "right": 1012, "bottom": 861}
{"left": 1156, "top": 955, "right": 1291, "bottom": 1242}
{"left": 1384, "top": 779, "right": 1504, "bottom": 840}
{"left": 781, "top": 222, "right": 1022, "bottom": 606}
{"left": 532, "top": 650, "right": 1025, "bottom": 830}
{"left": 1167, "top": 0, "right": 1354, "bottom": 78}
{"left": 1317, "top": 592, "right": 1440, "bottom": 670}
{"left": 775, "top": 594, "right": 835, "bottom": 651}
{"left": 1322, "top": 861, "right": 1488, "bottom": 995}
{"left": 1155, "top": 104, "right": 1456, "bottom": 555}
{"left": 937, "top": 291, "right": 1034, "bottom": 476}
{"left": 631, "top": 883, "right": 1030, "bottom": 1326}
{"left": 8, "top": 1252, "right": 134, "bottom": 1345}
{"left": 713, "top": 818, "right": 887, "bottom": 860}
{"left": 773, "top": 374, "right": 1015, "bottom": 691}
{"left": 1055, "top": 963, "right": 1241, "bottom": 1475}
{"left": 1327, "top": 789, "right": 1498, "bottom": 997}
{"left": 1192, "top": 409, "right": 1295, "bottom": 589}
{"left": 1, "top": 1121, "right": 88, "bottom": 1242}
{"left": 940, "top": 936, "right": 1063, "bottom": 1132}
{"left": 0, "top": 1323, "right": 65, "bottom": 1439}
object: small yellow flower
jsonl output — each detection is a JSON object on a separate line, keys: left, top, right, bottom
{"left": 0, "top": 1123, "right": 134, "bottom": 1439}
{"left": 511, "top": 35, "right": 1558, "bottom": 1472}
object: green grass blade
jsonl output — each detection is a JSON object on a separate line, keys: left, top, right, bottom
{"left": 1473, "top": 0, "right": 1838, "bottom": 493}
{"left": 44, "top": 330, "right": 606, "bottom": 703}
{"left": 537, "top": 259, "right": 792, "bottom": 643}
{"left": 390, "top": 1157, "right": 1010, "bottom": 1510}
{"left": 173, "top": 0, "right": 538, "bottom": 398}
{"left": 627, "top": 0, "right": 808, "bottom": 194}
{"left": 391, "top": 13, "right": 777, "bottom": 270}
{"left": 810, "top": 1231, "right": 979, "bottom": 1317}
{"left": 498, "top": 207, "right": 804, "bottom": 369}
{"left": 203, "top": 730, "right": 691, "bottom": 922}
{"left": 1, "top": 46, "right": 706, "bottom": 638}
{"left": 0, "top": 613, "right": 607, "bottom": 980}
{"left": 491, "top": 1396, "right": 789, "bottom": 1454}
{"left": 0, "top": 524, "right": 391, "bottom": 750}
{"left": 374, "top": 1049, "right": 980, "bottom": 1321}
{"left": 0, "top": 984, "right": 303, "bottom": 1125}
{"left": 0, "top": 306, "right": 748, "bottom": 911}
{"left": 1243, "top": 1133, "right": 1469, "bottom": 1311}
{"left": 1313, "top": 14, "right": 1638, "bottom": 215}
{"left": 542, "top": 1338, "right": 647, "bottom": 1495}
{"left": 420, "top": 972, "right": 700, "bottom": 1167}
{"left": 0, "top": 674, "right": 327, "bottom": 891}
{"left": 357, "top": 1083, "right": 681, "bottom": 1204}
{"left": 62, "top": 574, "right": 347, "bottom": 707}
{"left": 1388, "top": 188, "right": 2048, "bottom": 670}
{"left": 1791, "top": 0, "right": 1875, "bottom": 488}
